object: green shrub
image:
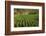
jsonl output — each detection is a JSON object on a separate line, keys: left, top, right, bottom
{"left": 14, "top": 14, "right": 39, "bottom": 27}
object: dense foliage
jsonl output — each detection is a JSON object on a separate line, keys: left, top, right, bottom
{"left": 14, "top": 14, "right": 39, "bottom": 27}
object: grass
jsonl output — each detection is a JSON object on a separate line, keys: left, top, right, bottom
{"left": 14, "top": 14, "right": 39, "bottom": 27}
